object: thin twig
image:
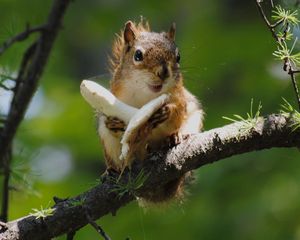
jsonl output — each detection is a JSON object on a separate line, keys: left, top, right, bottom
{"left": 0, "top": 24, "right": 45, "bottom": 56}
{"left": 289, "top": 70, "right": 300, "bottom": 110}
{"left": 270, "top": 18, "right": 284, "bottom": 28}
{"left": 282, "top": 22, "right": 290, "bottom": 41}
{"left": 86, "top": 212, "right": 111, "bottom": 240}
{"left": 0, "top": 83, "right": 14, "bottom": 91}
{"left": 66, "top": 231, "right": 76, "bottom": 240}
{"left": 255, "top": 0, "right": 300, "bottom": 111}
{"left": 0, "top": 75, "right": 16, "bottom": 81}
{"left": 12, "top": 41, "right": 37, "bottom": 97}
{"left": 255, "top": 1, "right": 280, "bottom": 42}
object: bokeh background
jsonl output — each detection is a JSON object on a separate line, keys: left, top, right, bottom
{"left": 1, "top": 0, "right": 300, "bottom": 239}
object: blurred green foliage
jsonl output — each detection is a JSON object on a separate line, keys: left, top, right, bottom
{"left": 1, "top": 0, "right": 300, "bottom": 239}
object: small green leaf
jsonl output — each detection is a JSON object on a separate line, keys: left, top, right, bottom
{"left": 277, "top": 31, "right": 293, "bottom": 41}
{"left": 222, "top": 99, "right": 262, "bottom": 133}
{"left": 280, "top": 98, "right": 300, "bottom": 131}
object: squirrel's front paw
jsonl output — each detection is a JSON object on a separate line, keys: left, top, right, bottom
{"left": 148, "top": 104, "right": 170, "bottom": 128}
{"left": 105, "top": 116, "right": 126, "bottom": 132}
{"left": 167, "top": 132, "right": 183, "bottom": 147}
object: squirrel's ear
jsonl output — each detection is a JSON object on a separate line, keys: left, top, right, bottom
{"left": 124, "top": 21, "right": 136, "bottom": 45}
{"left": 167, "top": 22, "right": 176, "bottom": 41}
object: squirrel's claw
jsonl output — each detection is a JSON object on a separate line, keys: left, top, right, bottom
{"left": 105, "top": 116, "right": 126, "bottom": 132}
{"left": 148, "top": 104, "right": 170, "bottom": 128}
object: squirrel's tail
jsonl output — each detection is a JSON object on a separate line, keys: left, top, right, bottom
{"left": 138, "top": 171, "right": 194, "bottom": 206}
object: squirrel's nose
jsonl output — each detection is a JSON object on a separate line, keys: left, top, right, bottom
{"left": 156, "top": 64, "right": 169, "bottom": 81}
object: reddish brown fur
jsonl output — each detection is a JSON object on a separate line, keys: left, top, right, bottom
{"left": 109, "top": 19, "right": 150, "bottom": 75}
{"left": 99, "top": 20, "right": 203, "bottom": 202}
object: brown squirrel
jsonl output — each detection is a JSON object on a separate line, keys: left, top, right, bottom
{"left": 98, "top": 20, "right": 204, "bottom": 202}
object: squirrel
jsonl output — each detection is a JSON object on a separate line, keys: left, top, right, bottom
{"left": 98, "top": 19, "right": 204, "bottom": 202}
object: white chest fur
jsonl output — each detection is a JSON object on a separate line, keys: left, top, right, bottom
{"left": 115, "top": 70, "right": 175, "bottom": 108}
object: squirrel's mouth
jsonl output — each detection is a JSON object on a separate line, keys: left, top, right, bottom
{"left": 148, "top": 83, "right": 163, "bottom": 93}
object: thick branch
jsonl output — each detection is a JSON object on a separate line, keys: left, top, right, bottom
{"left": 0, "top": 0, "right": 71, "bottom": 223}
{"left": 1, "top": 114, "right": 299, "bottom": 240}
{"left": 0, "top": 0, "right": 71, "bottom": 167}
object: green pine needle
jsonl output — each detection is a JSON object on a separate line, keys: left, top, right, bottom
{"left": 280, "top": 98, "right": 300, "bottom": 131}
{"left": 273, "top": 40, "right": 300, "bottom": 67}
{"left": 69, "top": 197, "right": 86, "bottom": 207}
{"left": 30, "top": 204, "right": 55, "bottom": 219}
{"left": 222, "top": 99, "right": 262, "bottom": 133}
{"left": 272, "top": 5, "right": 299, "bottom": 26}
{"left": 109, "top": 170, "right": 149, "bottom": 199}
{"left": 277, "top": 31, "right": 293, "bottom": 41}
{"left": 10, "top": 158, "right": 40, "bottom": 197}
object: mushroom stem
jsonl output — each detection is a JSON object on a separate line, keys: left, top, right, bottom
{"left": 80, "top": 80, "right": 137, "bottom": 123}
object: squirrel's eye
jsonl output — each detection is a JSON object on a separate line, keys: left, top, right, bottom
{"left": 176, "top": 52, "right": 180, "bottom": 63}
{"left": 134, "top": 50, "right": 143, "bottom": 62}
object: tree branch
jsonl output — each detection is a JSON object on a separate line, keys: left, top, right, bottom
{"left": 254, "top": 0, "right": 300, "bottom": 111}
{"left": 0, "top": 0, "right": 72, "bottom": 221}
{"left": 289, "top": 68, "right": 300, "bottom": 110}
{"left": 255, "top": 1, "right": 279, "bottom": 41}
{"left": 86, "top": 213, "right": 111, "bottom": 240}
{"left": 0, "top": 25, "right": 45, "bottom": 56}
{"left": 0, "top": 1, "right": 299, "bottom": 239}
{"left": 0, "top": 114, "right": 299, "bottom": 240}
{"left": 66, "top": 231, "right": 76, "bottom": 240}
{"left": 0, "top": 145, "right": 12, "bottom": 222}
{"left": 0, "top": 0, "right": 71, "bottom": 162}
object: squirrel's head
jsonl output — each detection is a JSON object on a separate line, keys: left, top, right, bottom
{"left": 111, "top": 20, "right": 181, "bottom": 98}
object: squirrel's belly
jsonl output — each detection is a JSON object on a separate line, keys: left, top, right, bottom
{"left": 113, "top": 84, "right": 162, "bottom": 109}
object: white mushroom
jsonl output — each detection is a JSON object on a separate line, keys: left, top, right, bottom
{"left": 80, "top": 80, "right": 169, "bottom": 163}
{"left": 80, "top": 80, "right": 137, "bottom": 124}
{"left": 120, "top": 93, "right": 169, "bottom": 163}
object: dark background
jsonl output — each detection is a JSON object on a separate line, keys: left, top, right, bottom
{"left": 1, "top": 0, "right": 300, "bottom": 239}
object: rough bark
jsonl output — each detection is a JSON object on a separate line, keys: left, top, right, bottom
{"left": 1, "top": 1, "right": 300, "bottom": 238}
{"left": 0, "top": 114, "right": 299, "bottom": 240}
